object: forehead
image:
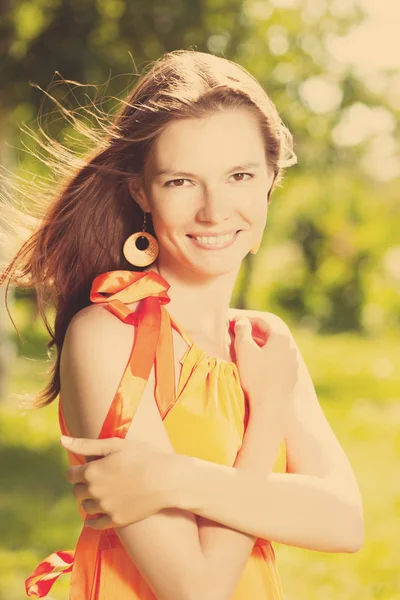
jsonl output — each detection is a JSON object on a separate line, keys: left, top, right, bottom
{"left": 147, "top": 108, "right": 265, "bottom": 169}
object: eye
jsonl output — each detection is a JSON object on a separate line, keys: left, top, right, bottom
{"left": 231, "top": 172, "right": 254, "bottom": 182}
{"left": 164, "top": 178, "right": 190, "bottom": 188}
{"left": 164, "top": 173, "right": 254, "bottom": 187}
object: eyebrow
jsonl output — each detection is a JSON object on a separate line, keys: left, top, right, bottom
{"left": 154, "top": 162, "right": 263, "bottom": 178}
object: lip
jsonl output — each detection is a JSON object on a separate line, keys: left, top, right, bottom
{"left": 187, "top": 230, "right": 241, "bottom": 238}
{"left": 188, "top": 230, "right": 241, "bottom": 250}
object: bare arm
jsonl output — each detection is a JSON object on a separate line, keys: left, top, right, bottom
{"left": 62, "top": 306, "right": 285, "bottom": 600}
{"left": 61, "top": 306, "right": 206, "bottom": 600}
{"left": 174, "top": 453, "right": 363, "bottom": 553}
{"left": 195, "top": 406, "right": 286, "bottom": 600}
{"left": 169, "top": 315, "right": 364, "bottom": 555}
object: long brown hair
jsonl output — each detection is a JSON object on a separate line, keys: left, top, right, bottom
{"left": 0, "top": 49, "right": 297, "bottom": 408}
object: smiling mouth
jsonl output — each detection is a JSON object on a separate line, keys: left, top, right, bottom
{"left": 187, "top": 230, "right": 241, "bottom": 238}
{"left": 187, "top": 230, "right": 242, "bottom": 248}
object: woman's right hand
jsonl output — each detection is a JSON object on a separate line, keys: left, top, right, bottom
{"left": 233, "top": 315, "right": 299, "bottom": 421}
{"left": 61, "top": 435, "right": 174, "bottom": 530}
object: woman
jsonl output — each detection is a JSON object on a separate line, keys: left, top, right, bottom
{"left": 2, "top": 49, "right": 363, "bottom": 600}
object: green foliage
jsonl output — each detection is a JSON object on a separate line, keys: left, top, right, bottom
{"left": 2, "top": 0, "right": 399, "bottom": 335}
{"left": 248, "top": 168, "right": 399, "bottom": 333}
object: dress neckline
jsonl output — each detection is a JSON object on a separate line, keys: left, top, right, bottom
{"left": 169, "top": 310, "right": 239, "bottom": 372}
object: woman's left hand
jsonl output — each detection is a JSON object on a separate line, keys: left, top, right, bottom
{"left": 60, "top": 435, "right": 174, "bottom": 530}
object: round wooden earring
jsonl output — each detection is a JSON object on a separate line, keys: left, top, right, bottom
{"left": 123, "top": 213, "right": 159, "bottom": 267}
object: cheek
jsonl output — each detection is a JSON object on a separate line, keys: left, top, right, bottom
{"left": 150, "top": 198, "right": 191, "bottom": 234}
{"left": 255, "top": 204, "right": 268, "bottom": 227}
{"left": 241, "top": 193, "right": 268, "bottom": 221}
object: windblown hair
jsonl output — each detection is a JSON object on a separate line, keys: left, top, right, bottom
{"left": 0, "top": 49, "right": 297, "bottom": 408}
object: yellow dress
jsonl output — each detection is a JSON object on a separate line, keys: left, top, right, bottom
{"left": 26, "top": 269, "right": 287, "bottom": 599}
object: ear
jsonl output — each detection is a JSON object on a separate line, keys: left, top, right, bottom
{"left": 127, "top": 176, "right": 151, "bottom": 212}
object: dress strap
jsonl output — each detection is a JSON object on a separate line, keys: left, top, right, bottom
{"left": 25, "top": 269, "right": 179, "bottom": 598}
{"left": 89, "top": 269, "right": 179, "bottom": 435}
{"left": 169, "top": 313, "right": 195, "bottom": 348}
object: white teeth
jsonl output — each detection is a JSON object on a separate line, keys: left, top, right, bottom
{"left": 194, "top": 233, "right": 236, "bottom": 245}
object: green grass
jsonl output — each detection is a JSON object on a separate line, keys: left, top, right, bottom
{"left": 1, "top": 326, "right": 399, "bottom": 600}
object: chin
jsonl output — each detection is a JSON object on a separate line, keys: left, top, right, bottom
{"left": 187, "top": 257, "right": 241, "bottom": 278}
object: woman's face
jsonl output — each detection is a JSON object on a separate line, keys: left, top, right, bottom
{"left": 131, "top": 107, "right": 275, "bottom": 276}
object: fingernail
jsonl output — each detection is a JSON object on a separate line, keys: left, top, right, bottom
{"left": 60, "top": 435, "right": 73, "bottom": 445}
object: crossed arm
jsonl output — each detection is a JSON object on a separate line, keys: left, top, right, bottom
{"left": 62, "top": 307, "right": 364, "bottom": 600}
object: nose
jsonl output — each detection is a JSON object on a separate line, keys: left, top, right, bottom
{"left": 197, "top": 183, "right": 233, "bottom": 224}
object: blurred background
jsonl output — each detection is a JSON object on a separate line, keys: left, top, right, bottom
{"left": 0, "top": 0, "right": 399, "bottom": 598}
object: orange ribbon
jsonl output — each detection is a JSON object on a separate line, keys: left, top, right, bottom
{"left": 26, "top": 269, "right": 175, "bottom": 598}
{"left": 25, "top": 550, "right": 74, "bottom": 598}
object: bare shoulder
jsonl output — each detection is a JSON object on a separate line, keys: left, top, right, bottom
{"left": 230, "top": 307, "right": 291, "bottom": 335}
{"left": 60, "top": 304, "right": 136, "bottom": 438}
{"left": 66, "top": 302, "right": 130, "bottom": 330}
{"left": 62, "top": 303, "right": 135, "bottom": 369}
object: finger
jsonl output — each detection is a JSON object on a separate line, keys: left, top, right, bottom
{"left": 247, "top": 317, "right": 271, "bottom": 345}
{"left": 72, "top": 482, "right": 90, "bottom": 502}
{"left": 60, "top": 435, "right": 123, "bottom": 456}
{"left": 66, "top": 465, "right": 87, "bottom": 484}
{"left": 84, "top": 515, "right": 113, "bottom": 531}
{"left": 235, "top": 315, "right": 273, "bottom": 344}
{"left": 243, "top": 315, "right": 272, "bottom": 335}
{"left": 246, "top": 315, "right": 288, "bottom": 339}
{"left": 234, "top": 317, "right": 254, "bottom": 343}
{"left": 80, "top": 498, "right": 103, "bottom": 515}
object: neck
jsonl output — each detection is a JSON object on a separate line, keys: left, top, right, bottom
{"left": 144, "top": 260, "right": 240, "bottom": 360}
